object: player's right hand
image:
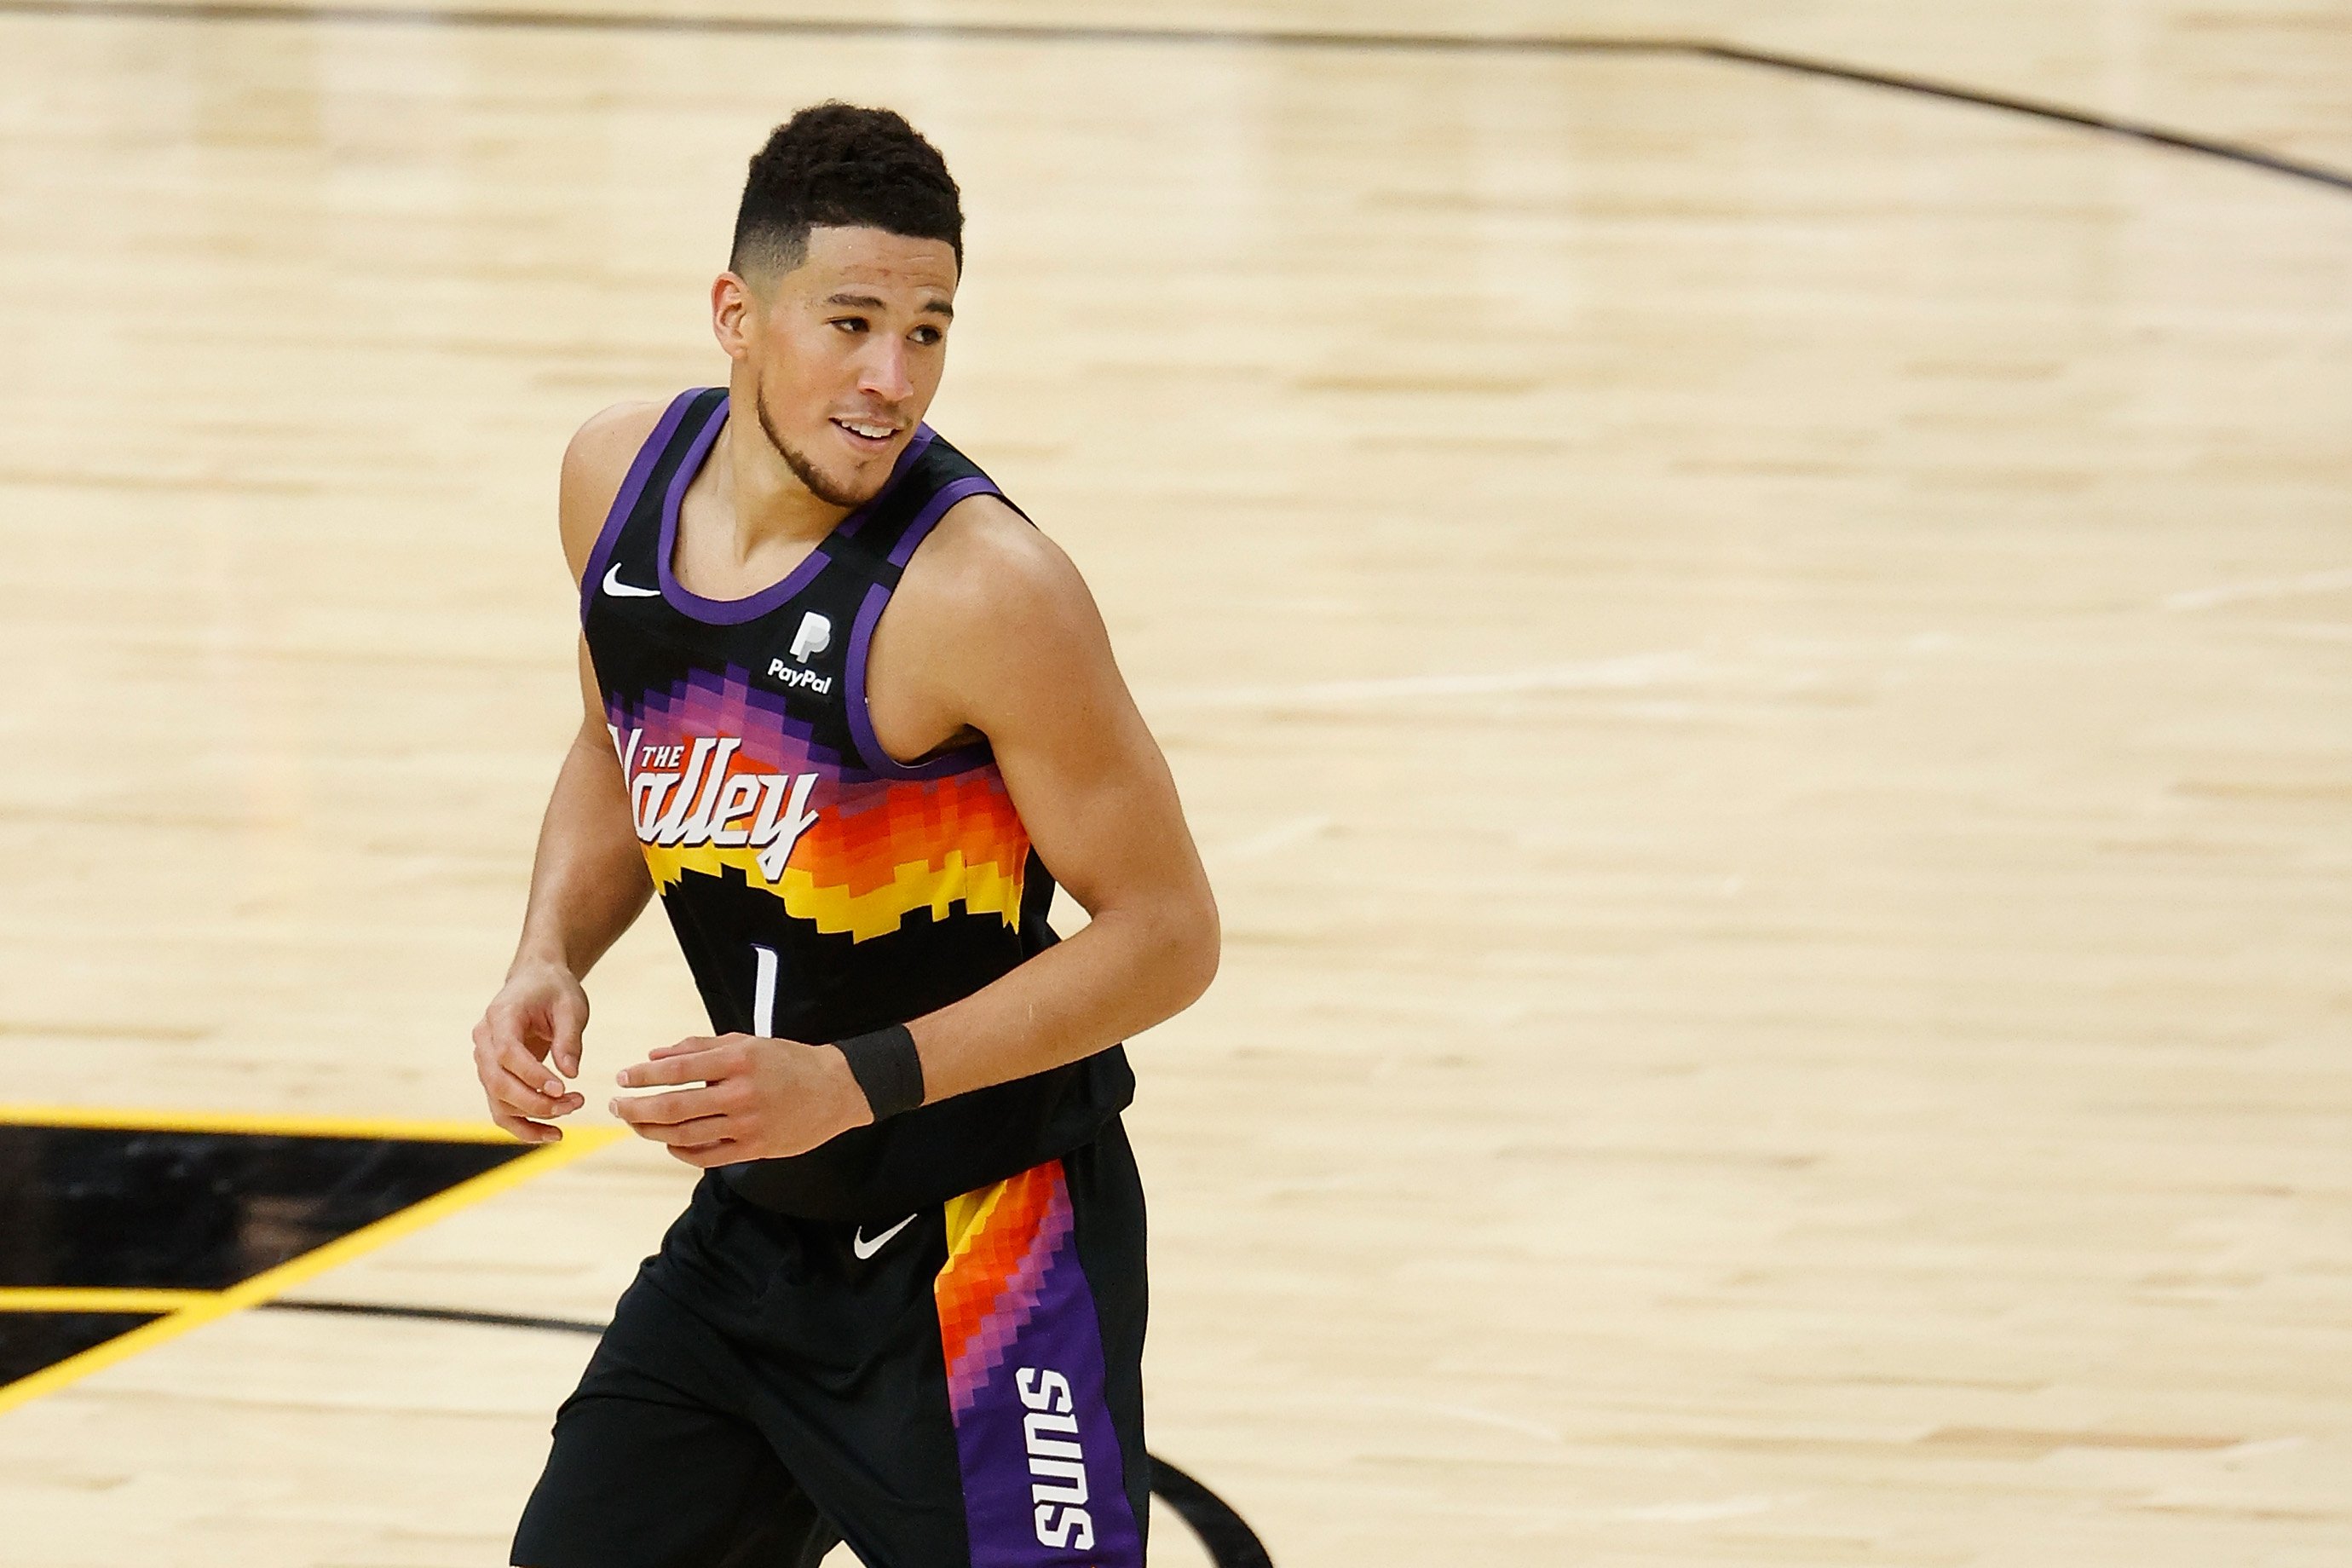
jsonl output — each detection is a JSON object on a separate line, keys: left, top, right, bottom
{"left": 472, "top": 960, "right": 591, "bottom": 1143}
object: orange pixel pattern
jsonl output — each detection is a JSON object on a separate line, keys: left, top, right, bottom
{"left": 934, "top": 1162, "right": 1072, "bottom": 1417}
{"left": 791, "top": 770, "right": 1030, "bottom": 937}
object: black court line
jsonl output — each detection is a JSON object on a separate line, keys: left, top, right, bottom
{"left": 264, "top": 1297, "right": 614, "bottom": 1335}
{"left": 1146, "top": 1453, "right": 1275, "bottom": 1568}
{"left": 3, "top": 0, "right": 2349, "bottom": 199}
{"left": 1691, "top": 42, "right": 2352, "bottom": 197}
{"left": 263, "top": 1297, "right": 1277, "bottom": 1568}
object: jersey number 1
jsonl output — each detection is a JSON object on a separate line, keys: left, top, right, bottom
{"left": 751, "top": 944, "right": 778, "bottom": 1038}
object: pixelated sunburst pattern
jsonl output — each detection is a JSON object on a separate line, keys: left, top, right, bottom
{"left": 613, "top": 667, "right": 1029, "bottom": 943}
{"left": 934, "top": 1162, "right": 1075, "bottom": 1417}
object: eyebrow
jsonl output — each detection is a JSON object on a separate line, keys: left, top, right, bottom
{"left": 824, "top": 291, "right": 954, "bottom": 320}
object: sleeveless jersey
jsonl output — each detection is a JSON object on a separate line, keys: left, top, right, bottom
{"left": 579, "top": 387, "right": 1134, "bottom": 1220}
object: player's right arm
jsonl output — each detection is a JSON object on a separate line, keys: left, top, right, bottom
{"left": 470, "top": 403, "right": 666, "bottom": 1144}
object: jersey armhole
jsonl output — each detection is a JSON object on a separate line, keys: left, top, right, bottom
{"left": 842, "top": 476, "right": 1006, "bottom": 780}
{"left": 577, "top": 388, "right": 705, "bottom": 625}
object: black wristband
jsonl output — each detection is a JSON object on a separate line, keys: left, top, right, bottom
{"left": 834, "top": 1023, "right": 926, "bottom": 1122}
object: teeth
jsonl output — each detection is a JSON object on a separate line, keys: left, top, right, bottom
{"left": 838, "top": 419, "right": 894, "bottom": 440}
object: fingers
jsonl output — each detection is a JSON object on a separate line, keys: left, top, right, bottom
{"left": 484, "top": 1086, "right": 572, "bottom": 1142}
{"left": 550, "top": 991, "right": 588, "bottom": 1079}
{"left": 477, "top": 998, "right": 555, "bottom": 1068}
{"left": 494, "top": 1040, "right": 586, "bottom": 1116}
{"left": 470, "top": 971, "right": 597, "bottom": 1144}
{"left": 667, "top": 1140, "right": 742, "bottom": 1168}
{"left": 474, "top": 1006, "right": 556, "bottom": 1092}
{"left": 611, "top": 1086, "right": 724, "bottom": 1129}
{"left": 616, "top": 1046, "right": 729, "bottom": 1090}
{"left": 622, "top": 1110, "right": 733, "bottom": 1147}
{"left": 472, "top": 1018, "right": 585, "bottom": 1123}
{"left": 647, "top": 1036, "right": 722, "bottom": 1061}
{"left": 490, "top": 1109, "right": 563, "bottom": 1145}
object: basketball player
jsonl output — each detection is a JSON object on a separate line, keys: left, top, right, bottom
{"left": 468, "top": 104, "right": 1219, "bottom": 1568}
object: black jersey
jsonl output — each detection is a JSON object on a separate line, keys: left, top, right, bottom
{"left": 579, "top": 387, "right": 1133, "bottom": 1220}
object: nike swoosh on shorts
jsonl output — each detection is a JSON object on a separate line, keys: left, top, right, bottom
{"left": 851, "top": 1213, "right": 918, "bottom": 1260}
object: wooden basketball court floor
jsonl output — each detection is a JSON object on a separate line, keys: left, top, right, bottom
{"left": 2, "top": 2, "right": 2349, "bottom": 1563}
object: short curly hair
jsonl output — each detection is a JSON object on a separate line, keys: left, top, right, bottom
{"left": 729, "top": 103, "right": 963, "bottom": 277}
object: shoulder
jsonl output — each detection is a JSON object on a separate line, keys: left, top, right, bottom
{"left": 885, "top": 491, "right": 1116, "bottom": 734}
{"left": 557, "top": 400, "right": 668, "bottom": 583}
{"left": 900, "top": 492, "right": 1105, "bottom": 657}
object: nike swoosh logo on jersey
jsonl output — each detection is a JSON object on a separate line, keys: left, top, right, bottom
{"left": 851, "top": 1213, "right": 918, "bottom": 1260}
{"left": 602, "top": 563, "right": 662, "bottom": 598}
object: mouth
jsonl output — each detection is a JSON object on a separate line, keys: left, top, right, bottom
{"left": 830, "top": 415, "right": 901, "bottom": 453}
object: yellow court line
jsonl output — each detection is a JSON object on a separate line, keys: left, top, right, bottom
{"left": 0, "top": 1126, "right": 624, "bottom": 1418}
{"left": 0, "top": 1288, "right": 216, "bottom": 1314}
{"left": 0, "top": 1101, "right": 523, "bottom": 1142}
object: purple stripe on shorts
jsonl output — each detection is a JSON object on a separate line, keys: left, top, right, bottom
{"left": 938, "top": 1164, "right": 1142, "bottom": 1568}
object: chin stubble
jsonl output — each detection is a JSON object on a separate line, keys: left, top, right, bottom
{"left": 752, "top": 383, "right": 880, "bottom": 510}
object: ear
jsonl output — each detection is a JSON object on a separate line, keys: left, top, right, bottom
{"left": 712, "top": 272, "right": 757, "bottom": 362}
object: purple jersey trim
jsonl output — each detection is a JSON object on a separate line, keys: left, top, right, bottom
{"left": 943, "top": 1164, "right": 1144, "bottom": 1568}
{"left": 655, "top": 400, "right": 941, "bottom": 627}
{"left": 577, "top": 388, "right": 701, "bottom": 625}
{"left": 841, "top": 474, "right": 1005, "bottom": 780}
{"left": 845, "top": 584, "right": 995, "bottom": 780}
{"left": 888, "top": 474, "right": 1000, "bottom": 566}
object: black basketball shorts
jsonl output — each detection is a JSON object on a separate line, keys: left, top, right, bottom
{"left": 512, "top": 1120, "right": 1149, "bottom": 1568}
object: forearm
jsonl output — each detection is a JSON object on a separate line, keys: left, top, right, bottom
{"left": 510, "top": 728, "right": 654, "bottom": 981}
{"left": 908, "top": 896, "right": 1218, "bottom": 1102}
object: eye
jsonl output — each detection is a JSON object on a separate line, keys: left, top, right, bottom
{"left": 910, "top": 325, "right": 944, "bottom": 346}
{"left": 829, "top": 316, "right": 868, "bottom": 335}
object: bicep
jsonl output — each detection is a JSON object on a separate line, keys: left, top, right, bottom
{"left": 973, "top": 576, "right": 1207, "bottom": 919}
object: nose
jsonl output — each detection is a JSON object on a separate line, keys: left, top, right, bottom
{"left": 856, "top": 338, "right": 915, "bottom": 406}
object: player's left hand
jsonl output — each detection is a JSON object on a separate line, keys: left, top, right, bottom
{"left": 608, "top": 1034, "right": 873, "bottom": 1167}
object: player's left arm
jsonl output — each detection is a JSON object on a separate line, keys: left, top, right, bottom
{"left": 891, "top": 503, "right": 1221, "bottom": 1102}
{"left": 609, "top": 498, "right": 1218, "bottom": 1163}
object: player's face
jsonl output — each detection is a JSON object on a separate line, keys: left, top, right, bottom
{"left": 725, "top": 225, "right": 959, "bottom": 510}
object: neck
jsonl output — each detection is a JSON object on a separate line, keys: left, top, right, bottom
{"left": 715, "top": 382, "right": 854, "bottom": 560}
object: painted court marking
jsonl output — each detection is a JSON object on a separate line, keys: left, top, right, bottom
{"left": 0, "top": 1103, "right": 619, "bottom": 1417}
{"left": 4, "top": 2, "right": 2351, "bottom": 199}
{"left": 2, "top": 1114, "right": 1277, "bottom": 1561}
{"left": 252, "top": 1297, "right": 1277, "bottom": 1565}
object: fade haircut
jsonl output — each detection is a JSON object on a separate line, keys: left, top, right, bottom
{"left": 729, "top": 103, "right": 963, "bottom": 280}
